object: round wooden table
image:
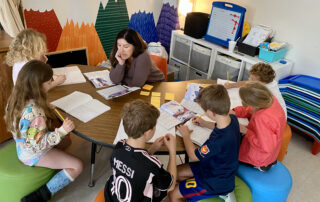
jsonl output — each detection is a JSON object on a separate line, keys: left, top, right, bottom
{"left": 48, "top": 65, "right": 216, "bottom": 186}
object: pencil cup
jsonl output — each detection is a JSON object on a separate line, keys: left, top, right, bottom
{"left": 228, "top": 41, "right": 236, "bottom": 52}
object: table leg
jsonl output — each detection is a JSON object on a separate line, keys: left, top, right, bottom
{"left": 185, "top": 151, "right": 189, "bottom": 163}
{"left": 88, "top": 142, "right": 97, "bottom": 187}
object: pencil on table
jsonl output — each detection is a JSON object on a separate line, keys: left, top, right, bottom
{"left": 54, "top": 108, "right": 65, "bottom": 121}
{"left": 199, "top": 113, "right": 205, "bottom": 118}
{"left": 227, "top": 71, "right": 229, "bottom": 82}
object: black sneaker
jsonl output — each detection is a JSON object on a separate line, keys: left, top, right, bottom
{"left": 21, "top": 185, "right": 51, "bottom": 202}
{"left": 255, "top": 160, "right": 277, "bottom": 172}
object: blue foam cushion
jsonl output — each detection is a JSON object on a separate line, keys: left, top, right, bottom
{"left": 237, "top": 161, "right": 292, "bottom": 202}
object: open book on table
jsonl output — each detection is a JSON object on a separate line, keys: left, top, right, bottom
{"left": 83, "top": 70, "right": 114, "bottom": 88}
{"left": 97, "top": 85, "right": 140, "bottom": 100}
{"left": 113, "top": 119, "right": 175, "bottom": 144}
{"left": 176, "top": 115, "right": 213, "bottom": 146}
{"left": 51, "top": 91, "right": 110, "bottom": 123}
{"left": 160, "top": 100, "right": 197, "bottom": 123}
{"left": 53, "top": 66, "right": 86, "bottom": 85}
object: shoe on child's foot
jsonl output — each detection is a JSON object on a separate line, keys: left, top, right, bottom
{"left": 21, "top": 184, "right": 51, "bottom": 202}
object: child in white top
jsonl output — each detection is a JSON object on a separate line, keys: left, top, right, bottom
{"left": 224, "top": 62, "right": 287, "bottom": 118}
{"left": 5, "top": 60, "right": 83, "bottom": 202}
{"left": 5, "top": 28, "right": 66, "bottom": 87}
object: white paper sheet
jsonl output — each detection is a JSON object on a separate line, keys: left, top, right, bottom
{"left": 242, "top": 25, "right": 272, "bottom": 47}
{"left": 180, "top": 99, "right": 205, "bottom": 115}
{"left": 51, "top": 91, "right": 110, "bottom": 123}
{"left": 68, "top": 99, "right": 110, "bottom": 123}
{"left": 157, "top": 109, "right": 181, "bottom": 130}
{"left": 51, "top": 91, "right": 92, "bottom": 112}
{"left": 53, "top": 66, "right": 86, "bottom": 85}
{"left": 113, "top": 119, "right": 176, "bottom": 145}
{"left": 176, "top": 115, "right": 213, "bottom": 146}
{"left": 218, "top": 79, "right": 249, "bottom": 126}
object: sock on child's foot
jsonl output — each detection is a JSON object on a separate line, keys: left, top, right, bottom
{"left": 46, "top": 169, "right": 73, "bottom": 195}
{"left": 20, "top": 184, "right": 51, "bottom": 202}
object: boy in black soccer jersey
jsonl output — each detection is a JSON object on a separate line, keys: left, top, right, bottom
{"left": 104, "top": 99, "right": 177, "bottom": 202}
{"left": 170, "top": 85, "right": 241, "bottom": 202}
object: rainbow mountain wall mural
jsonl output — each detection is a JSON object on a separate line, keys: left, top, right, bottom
{"left": 128, "top": 11, "right": 158, "bottom": 43}
{"left": 95, "top": 0, "right": 129, "bottom": 57}
{"left": 156, "top": 2, "right": 180, "bottom": 53}
{"left": 24, "top": 9, "right": 62, "bottom": 52}
{"left": 56, "top": 20, "right": 107, "bottom": 66}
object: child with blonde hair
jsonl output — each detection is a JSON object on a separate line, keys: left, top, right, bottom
{"left": 5, "top": 60, "right": 83, "bottom": 202}
{"left": 5, "top": 28, "right": 65, "bottom": 87}
{"left": 224, "top": 62, "right": 287, "bottom": 118}
{"left": 231, "top": 81, "right": 286, "bottom": 171}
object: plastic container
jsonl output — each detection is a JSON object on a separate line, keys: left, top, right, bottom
{"left": 237, "top": 36, "right": 259, "bottom": 56}
{"left": 237, "top": 35, "right": 272, "bottom": 57}
{"left": 259, "top": 47, "right": 288, "bottom": 62}
{"left": 279, "top": 75, "right": 320, "bottom": 93}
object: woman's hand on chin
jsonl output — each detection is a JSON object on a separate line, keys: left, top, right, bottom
{"left": 116, "top": 50, "right": 125, "bottom": 65}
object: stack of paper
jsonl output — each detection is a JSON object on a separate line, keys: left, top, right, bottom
{"left": 51, "top": 91, "right": 110, "bottom": 123}
{"left": 242, "top": 25, "right": 272, "bottom": 47}
{"left": 83, "top": 70, "right": 114, "bottom": 88}
{"left": 53, "top": 66, "right": 86, "bottom": 85}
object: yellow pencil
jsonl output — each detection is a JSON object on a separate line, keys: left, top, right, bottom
{"left": 199, "top": 113, "right": 205, "bottom": 118}
{"left": 227, "top": 71, "right": 229, "bottom": 81}
{"left": 54, "top": 74, "right": 60, "bottom": 77}
{"left": 54, "top": 108, "right": 65, "bottom": 121}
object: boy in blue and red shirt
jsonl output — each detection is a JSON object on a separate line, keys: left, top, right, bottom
{"left": 170, "top": 84, "right": 241, "bottom": 201}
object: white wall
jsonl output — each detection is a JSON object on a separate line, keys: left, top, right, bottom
{"left": 193, "top": 0, "right": 320, "bottom": 77}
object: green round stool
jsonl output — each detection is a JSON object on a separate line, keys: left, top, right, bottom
{"left": 199, "top": 176, "right": 253, "bottom": 202}
{"left": 0, "top": 142, "right": 56, "bottom": 202}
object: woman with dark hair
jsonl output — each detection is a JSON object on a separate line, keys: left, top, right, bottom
{"left": 109, "top": 28, "right": 165, "bottom": 87}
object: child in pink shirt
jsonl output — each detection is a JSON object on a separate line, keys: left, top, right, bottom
{"left": 231, "top": 81, "right": 286, "bottom": 171}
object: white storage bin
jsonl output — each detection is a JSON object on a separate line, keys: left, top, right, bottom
{"left": 167, "top": 64, "right": 180, "bottom": 80}
{"left": 190, "top": 43, "right": 211, "bottom": 73}
{"left": 211, "top": 54, "right": 241, "bottom": 82}
{"left": 169, "top": 58, "right": 188, "bottom": 81}
{"left": 189, "top": 67, "right": 208, "bottom": 80}
{"left": 172, "top": 36, "right": 191, "bottom": 63}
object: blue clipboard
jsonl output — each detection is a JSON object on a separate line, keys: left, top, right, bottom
{"left": 204, "top": 2, "right": 246, "bottom": 47}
